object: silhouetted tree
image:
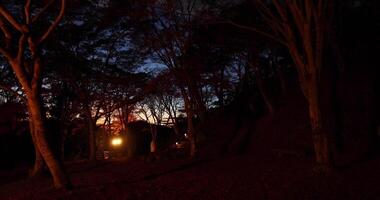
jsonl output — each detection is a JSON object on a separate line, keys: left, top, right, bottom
{"left": 0, "top": 1, "right": 71, "bottom": 188}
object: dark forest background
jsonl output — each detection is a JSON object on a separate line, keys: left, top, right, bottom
{"left": 0, "top": 0, "right": 379, "bottom": 190}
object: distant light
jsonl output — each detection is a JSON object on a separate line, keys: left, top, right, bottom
{"left": 184, "top": 133, "right": 188, "bottom": 137}
{"left": 111, "top": 137, "right": 123, "bottom": 146}
{"left": 176, "top": 142, "right": 179, "bottom": 145}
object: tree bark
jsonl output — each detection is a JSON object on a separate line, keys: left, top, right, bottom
{"left": 28, "top": 119, "right": 45, "bottom": 177}
{"left": 306, "top": 76, "right": 333, "bottom": 173}
{"left": 0, "top": 0, "right": 68, "bottom": 188}
{"left": 30, "top": 146, "right": 45, "bottom": 177}
{"left": 173, "top": 119, "right": 181, "bottom": 136}
{"left": 26, "top": 92, "right": 72, "bottom": 189}
{"left": 180, "top": 88, "right": 197, "bottom": 157}
{"left": 185, "top": 98, "right": 197, "bottom": 157}
{"left": 187, "top": 78, "right": 206, "bottom": 121}
{"left": 150, "top": 124, "right": 157, "bottom": 153}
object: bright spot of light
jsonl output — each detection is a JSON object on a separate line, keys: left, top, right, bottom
{"left": 184, "top": 133, "right": 188, "bottom": 137}
{"left": 111, "top": 137, "right": 123, "bottom": 146}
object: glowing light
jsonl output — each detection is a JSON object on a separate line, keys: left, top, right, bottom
{"left": 111, "top": 137, "right": 123, "bottom": 146}
{"left": 184, "top": 133, "right": 188, "bottom": 137}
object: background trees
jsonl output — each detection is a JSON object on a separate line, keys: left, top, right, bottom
{"left": 0, "top": 0, "right": 378, "bottom": 190}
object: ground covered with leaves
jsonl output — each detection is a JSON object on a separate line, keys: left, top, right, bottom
{"left": 1, "top": 151, "right": 380, "bottom": 200}
{"left": 1, "top": 94, "right": 379, "bottom": 200}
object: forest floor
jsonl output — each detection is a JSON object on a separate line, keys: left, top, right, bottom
{"left": 1, "top": 115, "right": 380, "bottom": 200}
{"left": 0, "top": 149, "right": 380, "bottom": 200}
{"left": 1, "top": 92, "right": 380, "bottom": 199}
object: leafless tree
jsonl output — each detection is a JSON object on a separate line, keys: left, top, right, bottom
{"left": 0, "top": 1, "right": 71, "bottom": 188}
{"left": 228, "top": 0, "right": 336, "bottom": 171}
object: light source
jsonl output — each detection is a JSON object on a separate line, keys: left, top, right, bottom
{"left": 111, "top": 137, "right": 123, "bottom": 147}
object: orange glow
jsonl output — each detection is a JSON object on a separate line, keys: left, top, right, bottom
{"left": 111, "top": 137, "right": 123, "bottom": 146}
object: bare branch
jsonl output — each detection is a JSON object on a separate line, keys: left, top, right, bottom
{"left": 287, "top": 1, "right": 305, "bottom": 38}
{"left": 24, "top": 0, "right": 32, "bottom": 24}
{"left": 31, "top": 58, "right": 42, "bottom": 92}
{"left": 225, "top": 20, "right": 286, "bottom": 46}
{"left": 0, "top": 17, "right": 12, "bottom": 48}
{"left": 32, "top": 0, "right": 56, "bottom": 23}
{"left": 0, "top": 5, "right": 28, "bottom": 33}
{"left": 272, "top": 0, "right": 287, "bottom": 19}
{"left": 37, "top": 0, "right": 66, "bottom": 45}
{"left": 17, "top": 34, "right": 27, "bottom": 64}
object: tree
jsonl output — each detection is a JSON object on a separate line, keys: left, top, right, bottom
{"left": 127, "top": 0, "right": 208, "bottom": 156}
{"left": 253, "top": 0, "right": 335, "bottom": 171}
{"left": 43, "top": 2, "right": 148, "bottom": 160}
{"left": 0, "top": 1, "right": 71, "bottom": 188}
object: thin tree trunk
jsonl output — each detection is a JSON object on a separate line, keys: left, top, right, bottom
{"left": 150, "top": 124, "right": 157, "bottom": 153}
{"left": 88, "top": 119, "right": 96, "bottom": 161}
{"left": 217, "top": 90, "right": 224, "bottom": 107}
{"left": 185, "top": 98, "right": 196, "bottom": 157}
{"left": 167, "top": 110, "right": 180, "bottom": 136}
{"left": 28, "top": 119, "right": 45, "bottom": 177}
{"left": 30, "top": 146, "right": 45, "bottom": 177}
{"left": 85, "top": 106, "right": 96, "bottom": 161}
{"left": 27, "top": 92, "right": 72, "bottom": 189}
{"left": 173, "top": 119, "right": 180, "bottom": 136}
{"left": 188, "top": 80, "right": 206, "bottom": 121}
{"left": 307, "top": 77, "right": 333, "bottom": 172}
{"left": 180, "top": 87, "right": 197, "bottom": 157}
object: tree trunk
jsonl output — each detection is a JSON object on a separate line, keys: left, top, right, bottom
{"left": 185, "top": 100, "right": 197, "bottom": 157}
{"left": 88, "top": 118, "right": 96, "bottom": 161}
{"left": 26, "top": 92, "right": 72, "bottom": 189}
{"left": 85, "top": 106, "right": 96, "bottom": 161}
{"left": 173, "top": 119, "right": 181, "bottom": 136}
{"left": 150, "top": 125, "right": 157, "bottom": 153}
{"left": 30, "top": 146, "right": 45, "bottom": 177}
{"left": 307, "top": 77, "right": 333, "bottom": 173}
{"left": 181, "top": 92, "right": 196, "bottom": 157}
{"left": 29, "top": 121, "right": 45, "bottom": 177}
{"left": 188, "top": 80, "right": 206, "bottom": 121}
{"left": 187, "top": 113, "right": 196, "bottom": 157}
{"left": 27, "top": 107, "right": 45, "bottom": 177}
